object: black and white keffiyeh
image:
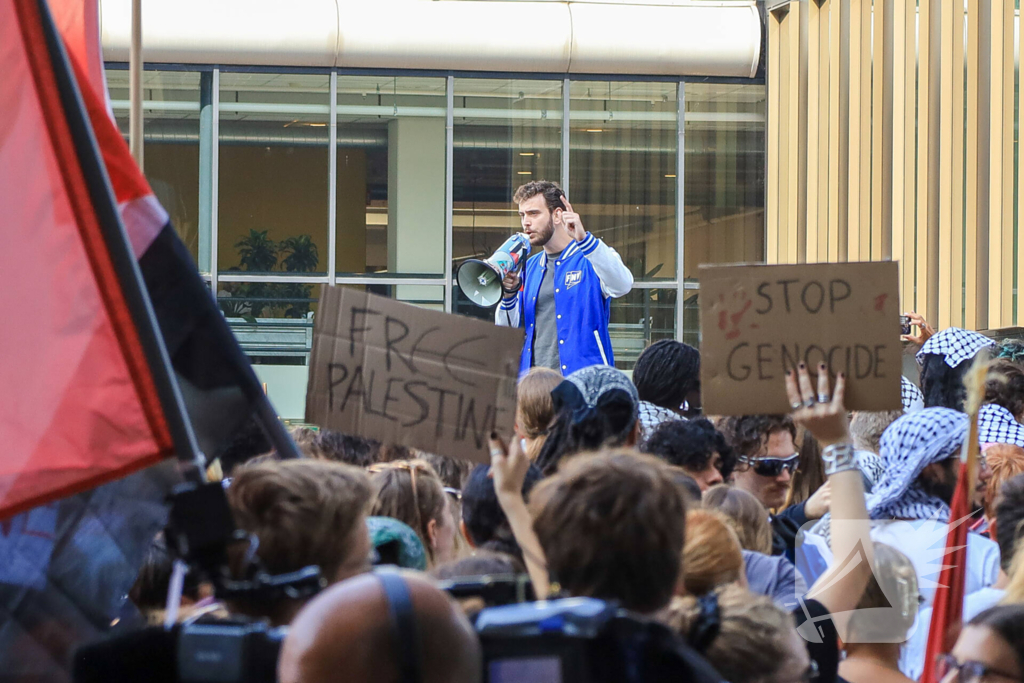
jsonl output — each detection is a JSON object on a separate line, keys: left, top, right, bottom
{"left": 916, "top": 328, "right": 995, "bottom": 368}
{"left": 978, "top": 403, "right": 1024, "bottom": 447}
{"left": 867, "top": 407, "right": 968, "bottom": 521}
{"left": 901, "top": 376, "right": 925, "bottom": 413}
{"left": 638, "top": 400, "right": 683, "bottom": 442}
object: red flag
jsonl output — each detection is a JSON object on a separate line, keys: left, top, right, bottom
{"left": 0, "top": 0, "right": 174, "bottom": 519}
{"left": 919, "top": 469, "right": 972, "bottom": 683}
{"left": 46, "top": 0, "right": 106, "bottom": 101}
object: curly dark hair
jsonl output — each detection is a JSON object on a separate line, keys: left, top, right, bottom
{"left": 632, "top": 340, "right": 701, "bottom": 410}
{"left": 985, "top": 359, "right": 1024, "bottom": 420}
{"left": 718, "top": 414, "right": 796, "bottom": 459}
{"left": 642, "top": 418, "right": 736, "bottom": 480}
{"left": 512, "top": 180, "right": 565, "bottom": 213}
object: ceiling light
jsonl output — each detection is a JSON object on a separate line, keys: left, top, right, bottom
{"left": 517, "top": 171, "right": 532, "bottom": 175}
{"left": 519, "top": 152, "right": 535, "bottom": 156}
{"left": 664, "top": 174, "right": 677, "bottom": 178}
{"left": 585, "top": 129, "right": 603, "bottom": 133}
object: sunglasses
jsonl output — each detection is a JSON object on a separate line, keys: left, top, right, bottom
{"left": 936, "top": 655, "right": 1019, "bottom": 683}
{"left": 739, "top": 453, "right": 800, "bottom": 477}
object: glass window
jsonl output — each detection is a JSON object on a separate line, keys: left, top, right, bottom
{"left": 336, "top": 76, "right": 448, "bottom": 277}
{"left": 108, "top": 69, "right": 206, "bottom": 271}
{"left": 683, "top": 82, "right": 766, "bottom": 282}
{"left": 218, "top": 73, "right": 330, "bottom": 276}
{"left": 611, "top": 288, "right": 677, "bottom": 371}
{"left": 452, "top": 78, "right": 563, "bottom": 320}
{"left": 219, "top": 283, "right": 444, "bottom": 419}
{"left": 569, "top": 81, "right": 677, "bottom": 283}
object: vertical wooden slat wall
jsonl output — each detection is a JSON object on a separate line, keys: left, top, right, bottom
{"left": 766, "top": 0, "right": 1022, "bottom": 330}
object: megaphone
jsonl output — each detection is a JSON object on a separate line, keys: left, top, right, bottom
{"left": 457, "top": 233, "right": 531, "bottom": 307}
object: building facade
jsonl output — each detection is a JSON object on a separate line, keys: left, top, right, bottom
{"left": 102, "top": 0, "right": 767, "bottom": 418}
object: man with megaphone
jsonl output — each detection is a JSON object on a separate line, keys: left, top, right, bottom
{"left": 495, "top": 180, "right": 634, "bottom": 377}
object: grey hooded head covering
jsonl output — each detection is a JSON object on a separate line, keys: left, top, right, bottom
{"left": 565, "top": 364, "right": 640, "bottom": 426}
{"left": 867, "top": 407, "right": 968, "bottom": 521}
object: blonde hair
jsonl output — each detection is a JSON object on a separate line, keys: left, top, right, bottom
{"left": 681, "top": 509, "right": 745, "bottom": 596}
{"left": 663, "top": 585, "right": 798, "bottom": 683}
{"left": 703, "top": 485, "right": 774, "bottom": 555}
{"left": 516, "top": 367, "right": 563, "bottom": 459}
{"left": 367, "top": 459, "right": 448, "bottom": 566}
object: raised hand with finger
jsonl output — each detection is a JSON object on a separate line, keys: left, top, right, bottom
{"left": 558, "top": 196, "right": 587, "bottom": 243}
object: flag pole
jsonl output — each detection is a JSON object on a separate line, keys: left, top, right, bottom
{"left": 128, "top": 0, "right": 142, "bottom": 170}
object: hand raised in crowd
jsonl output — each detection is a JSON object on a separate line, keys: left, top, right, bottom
{"left": 900, "top": 310, "right": 935, "bottom": 345}
{"left": 785, "top": 362, "right": 850, "bottom": 447}
{"left": 558, "top": 197, "right": 587, "bottom": 242}
{"left": 488, "top": 431, "right": 530, "bottom": 499}
{"left": 487, "top": 431, "right": 550, "bottom": 599}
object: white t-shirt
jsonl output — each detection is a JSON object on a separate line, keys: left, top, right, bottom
{"left": 900, "top": 587, "right": 1006, "bottom": 679}
{"left": 799, "top": 520, "right": 1000, "bottom": 607}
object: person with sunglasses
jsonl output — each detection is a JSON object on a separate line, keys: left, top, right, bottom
{"left": 720, "top": 412, "right": 831, "bottom": 560}
{"left": 935, "top": 604, "right": 1024, "bottom": 683}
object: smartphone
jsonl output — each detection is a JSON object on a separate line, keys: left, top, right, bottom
{"left": 900, "top": 315, "right": 911, "bottom": 336}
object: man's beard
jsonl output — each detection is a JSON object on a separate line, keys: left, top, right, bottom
{"left": 532, "top": 222, "right": 554, "bottom": 246}
{"left": 918, "top": 458, "right": 958, "bottom": 505}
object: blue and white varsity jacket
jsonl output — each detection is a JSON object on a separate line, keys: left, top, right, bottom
{"left": 495, "top": 232, "right": 634, "bottom": 377}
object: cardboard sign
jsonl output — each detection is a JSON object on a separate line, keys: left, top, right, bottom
{"left": 306, "top": 287, "right": 524, "bottom": 463}
{"left": 699, "top": 261, "right": 901, "bottom": 415}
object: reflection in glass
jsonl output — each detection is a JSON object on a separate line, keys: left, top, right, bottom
{"left": 218, "top": 73, "right": 330, "bottom": 275}
{"left": 452, "top": 79, "right": 563, "bottom": 320}
{"left": 335, "top": 76, "right": 448, "bottom": 276}
{"left": 108, "top": 69, "right": 205, "bottom": 270}
{"left": 611, "top": 288, "right": 677, "bottom": 371}
{"left": 569, "top": 81, "right": 677, "bottom": 283}
{"left": 683, "top": 82, "right": 766, "bottom": 281}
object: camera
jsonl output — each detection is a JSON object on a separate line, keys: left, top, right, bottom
{"left": 900, "top": 315, "right": 911, "bottom": 336}
{"left": 475, "top": 598, "right": 722, "bottom": 683}
{"left": 437, "top": 574, "right": 536, "bottom": 608}
{"left": 74, "top": 481, "right": 310, "bottom": 683}
{"left": 73, "top": 617, "right": 286, "bottom": 683}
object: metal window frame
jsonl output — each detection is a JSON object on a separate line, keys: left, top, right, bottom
{"left": 147, "top": 65, "right": 764, "bottom": 348}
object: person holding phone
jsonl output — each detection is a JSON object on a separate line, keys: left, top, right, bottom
{"left": 496, "top": 180, "right": 633, "bottom": 377}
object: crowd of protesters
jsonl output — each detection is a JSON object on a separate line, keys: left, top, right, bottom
{"left": 124, "top": 315, "right": 1024, "bottom": 683}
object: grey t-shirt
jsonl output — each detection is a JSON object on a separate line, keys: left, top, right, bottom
{"left": 532, "top": 253, "right": 561, "bottom": 372}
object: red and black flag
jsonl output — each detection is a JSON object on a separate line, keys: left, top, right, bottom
{"left": 0, "top": 0, "right": 294, "bottom": 677}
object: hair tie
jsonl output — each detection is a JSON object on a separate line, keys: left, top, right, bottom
{"left": 688, "top": 592, "right": 722, "bottom": 653}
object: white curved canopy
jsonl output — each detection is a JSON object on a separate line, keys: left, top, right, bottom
{"left": 100, "top": 0, "right": 763, "bottom": 78}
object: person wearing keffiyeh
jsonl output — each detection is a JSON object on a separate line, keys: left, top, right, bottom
{"left": 799, "top": 408, "right": 1000, "bottom": 608}
{"left": 902, "top": 376, "right": 924, "bottom": 413}
{"left": 533, "top": 364, "right": 640, "bottom": 475}
{"left": 917, "top": 328, "right": 996, "bottom": 411}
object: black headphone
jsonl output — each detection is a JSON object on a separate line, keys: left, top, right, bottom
{"left": 376, "top": 569, "right": 421, "bottom": 683}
